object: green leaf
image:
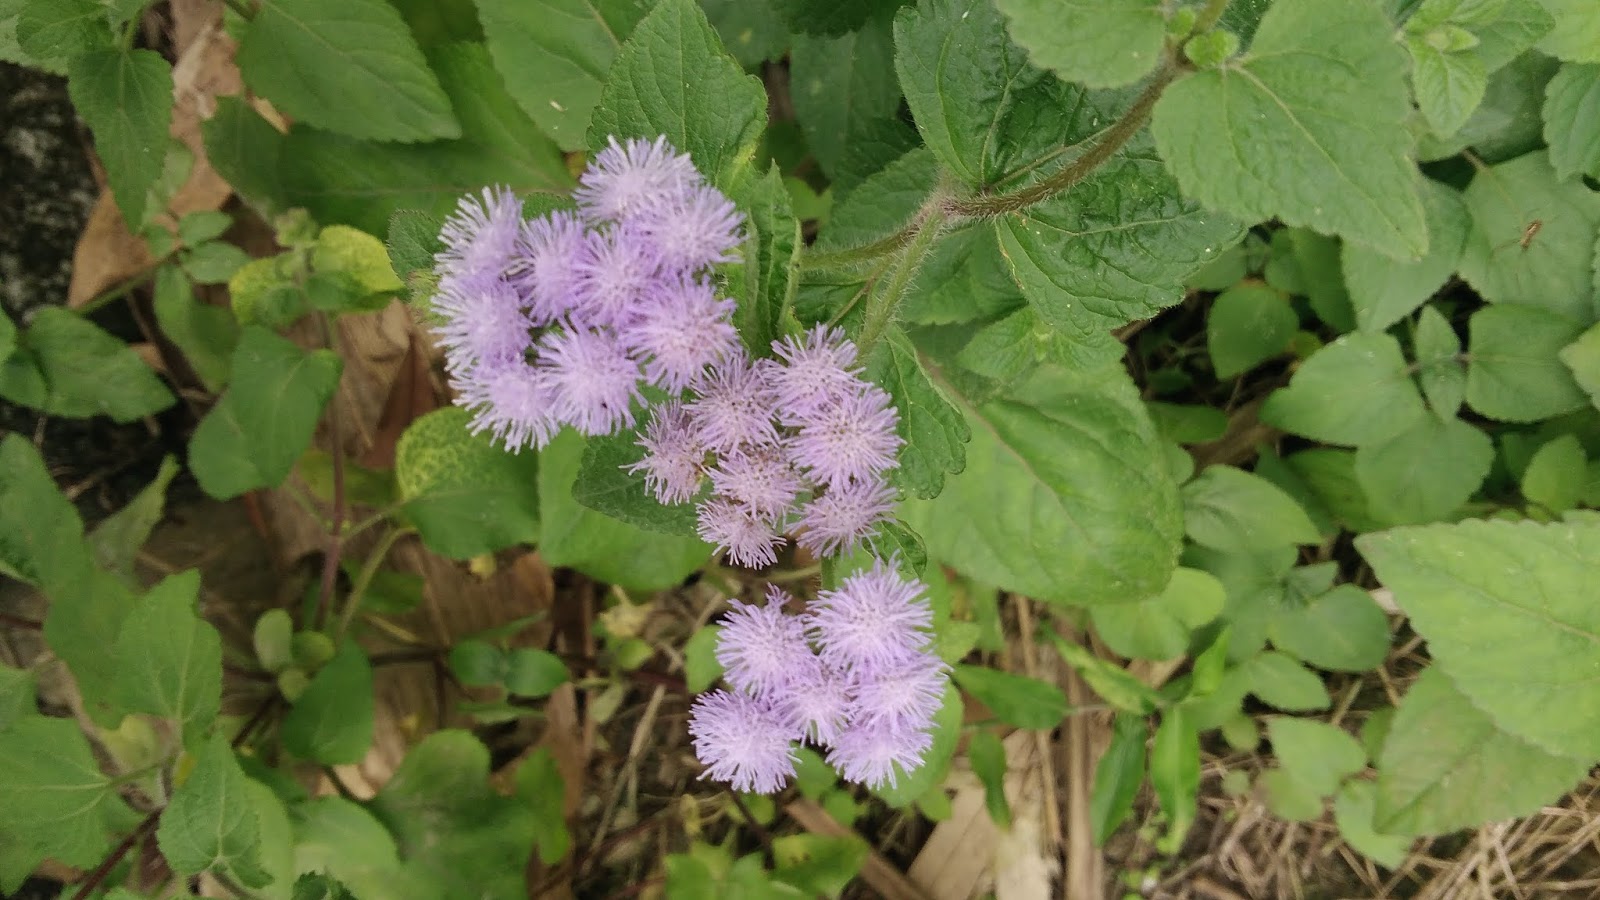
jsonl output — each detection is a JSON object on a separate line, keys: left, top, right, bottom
{"left": 1460, "top": 0, "right": 1555, "bottom": 72}
{"left": 182, "top": 241, "right": 251, "bottom": 285}
{"left": 0, "top": 664, "right": 33, "bottom": 732}
{"left": 1151, "top": 0, "right": 1426, "bottom": 257}
{"left": 588, "top": 0, "right": 767, "bottom": 185}
{"left": 89, "top": 456, "right": 179, "bottom": 582}
{"left": 572, "top": 430, "right": 700, "bottom": 536}
{"left": 1333, "top": 781, "right": 1412, "bottom": 868}
{"left": 394, "top": 407, "right": 542, "bottom": 558}
{"left": 1051, "top": 638, "right": 1162, "bottom": 715}
{"left": 65, "top": 48, "right": 172, "bottom": 227}
{"left": 1415, "top": 305, "right": 1466, "bottom": 418}
{"left": 114, "top": 571, "right": 222, "bottom": 748}
{"left": 189, "top": 327, "right": 341, "bottom": 499}
{"left": 1561, "top": 320, "right": 1600, "bottom": 409}
{"left": 0, "top": 716, "right": 128, "bottom": 867}
{"left": 1355, "top": 415, "right": 1494, "bottom": 525}
{"left": 769, "top": 0, "right": 903, "bottom": 35}
{"left": 1458, "top": 151, "right": 1600, "bottom": 320}
{"left": 1183, "top": 465, "right": 1320, "bottom": 554}
{"left": 1205, "top": 283, "right": 1297, "bottom": 379}
{"left": 273, "top": 48, "right": 574, "bottom": 236}
{"left": 179, "top": 211, "right": 233, "bottom": 246}
{"left": 1520, "top": 433, "right": 1588, "bottom": 511}
{"left": 899, "top": 365, "right": 1182, "bottom": 606}
{"left": 1267, "top": 718, "right": 1365, "bottom": 797}
{"left": 1535, "top": 0, "right": 1600, "bottom": 62}
{"left": 993, "top": 157, "right": 1243, "bottom": 351}
{"left": 1260, "top": 333, "right": 1428, "bottom": 446}
{"left": 1466, "top": 303, "right": 1588, "bottom": 422}
{"left": 368, "top": 730, "right": 542, "bottom": 898}
{"left": 684, "top": 625, "right": 724, "bottom": 693}
{"left": 729, "top": 165, "right": 800, "bottom": 356}
{"left": 503, "top": 649, "right": 568, "bottom": 698}
{"left": 1150, "top": 706, "right": 1199, "bottom": 853}
{"left": 1091, "top": 567, "right": 1224, "bottom": 661}
{"left": 157, "top": 735, "right": 271, "bottom": 887}
{"left": 449, "top": 639, "right": 508, "bottom": 687}
{"left": 700, "top": 0, "right": 788, "bottom": 67}
{"left": 15, "top": 0, "right": 109, "bottom": 59}
{"left": 291, "top": 797, "right": 408, "bottom": 897}
{"left": 476, "top": 0, "right": 652, "bottom": 152}
{"left": 1269, "top": 585, "right": 1391, "bottom": 673}
{"left": 1375, "top": 667, "right": 1590, "bottom": 834}
{"left": 280, "top": 643, "right": 374, "bottom": 765}
{"left": 0, "top": 307, "right": 175, "bottom": 422}
{"left": 896, "top": 0, "right": 1120, "bottom": 188}
{"left": 153, "top": 265, "right": 237, "bottom": 392}
{"left": 386, "top": 209, "right": 443, "bottom": 287}
{"left": 292, "top": 873, "right": 357, "bottom": 900}
{"left": 517, "top": 748, "right": 571, "bottom": 865}
{"left": 1244, "top": 651, "right": 1329, "bottom": 712}
{"left": 899, "top": 225, "right": 1024, "bottom": 326}
{"left": 967, "top": 730, "right": 1010, "bottom": 829}
{"left": 1543, "top": 63, "right": 1600, "bottom": 180}
{"left": 1407, "top": 34, "right": 1488, "bottom": 136}
{"left": 813, "top": 146, "right": 936, "bottom": 252}
{"left": 236, "top": 0, "right": 457, "bottom": 142}
{"left": 1359, "top": 516, "right": 1600, "bottom": 758}
{"left": 1090, "top": 714, "right": 1147, "bottom": 846}
{"left": 864, "top": 328, "right": 969, "bottom": 499}
{"left": 790, "top": 17, "right": 903, "bottom": 182}
{"left": 539, "top": 430, "right": 710, "bottom": 590}
{"left": 951, "top": 665, "right": 1068, "bottom": 730}
{"left": 1259, "top": 768, "right": 1323, "bottom": 822}
{"left": 1346, "top": 180, "right": 1471, "bottom": 333}
{"left": 991, "top": 0, "right": 1162, "bottom": 88}
{"left": 313, "top": 225, "right": 404, "bottom": 301}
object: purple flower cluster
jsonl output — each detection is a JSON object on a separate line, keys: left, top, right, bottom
{"left": 687, "top": 561, "right": 948, "bottom": 793}
{"left": 429, "top": 137, "right": 745, "bottom": 451}
{"left": 630, "top": 325, "right": 903, "bottom": 567}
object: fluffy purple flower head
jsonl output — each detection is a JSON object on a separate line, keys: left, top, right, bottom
{"left": 715, "top": 586, "right": 814, "bottom": 697}
{"left": 793, "top": 477, "right": 897, "bottom": 558}
{"left": 575, "top": 136, "right": 699, "bottom": 225}
{"left": 430, "top": 276, "right": 533, "bottom": 372}
{"left": 777, "top": 660, "right": 852, "bottom": 745}
{"left": 848, "top": 650, "right": 945, "bottom": 730}
{"left": 536, "top": 328, "right": 643, "bottom": 436}
{"left": 436, "top": 186, "right": 522, "bottom": 279}
{"left": 569, "top": 225, "right": 661, "bottom": 330}
{"left": 455, "top": 361, "right": 559, "bottom": 452}
{"left": 788, "top": 386, "right": 902, "bottom": 488}
{"left": 687, "top": 690, "right": 798, "bottom": 794}
{"left": 708, "top": 446, "right": 803, "bottom": 522}
{"left": 634, "top": 182, "right": 745, "bottom": 273}
{"left": 696, "top": 497, "right": 784, "bottom": 569}
{"left": 510, "top": 210, "right": 587, "bottom": 325}
{"left": 628, "top": 401, "right": 706, "bottom": 505}
{"left": 808, "top": 559, "right": 933, "bottom": 671}
{"left": 826, "top": 719, "right": 934, "bottom": 790}
{"left": 685, "top": 353, "right": 780, "bottom": 454}
{"left": 619, "top": 275, "right": 739, "bottom": 393}
{"left": 765, "top": 326, "right": 865, "bottom": 423}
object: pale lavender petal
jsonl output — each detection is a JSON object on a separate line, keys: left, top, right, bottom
{"left": 627, "top": 401, "right": 706, "bottom": 504}
{"left": 510, "top": 210, "right": 587, "bottom": 325}
{"left": 787, "top": 385, "right": 903, "bottom": 488}
{"left": 707, "top": 445, "right": 803, "bottom": 522}
{"left": 687, "top": 690, "right": 799, "bottom": 794}
{"left": 715, "top": 586, "right": 815, "bottom": 697}
{"left": 696, "top": 497, "right": 784, "bottom": 569}
{"left": 765, "top": 325, "right": 864, "bottom": 423}
{"left": 807, "top": 559, "right": 933, "bottom": 671}
{"left": 634, "top": 181, "right": 745, "bottom": 273}
{"left": 574, "top": 136, "right": 699, "bottom": 225}
{"left": 793, "top": 477, "right": 896, "bottom": 558}
{"left": 684, "top": 353, "right": 780, "bottom": 453}
{"left": 618, "top": 275, "right": 739, "bottom": 393}
{"left": 455, "top": 361, "right": 560, "bottom": 452}
{"left": 436, "top": 186, "right": 522, "bottom": 280}
{"left": 429, "top": 275, "right": 534, "bottom": 372}
{"left": 537, "top": 328, "right": 643, "bottom": 436}
{"left": 826, "top": 718, "right": 933, "bottom": 790}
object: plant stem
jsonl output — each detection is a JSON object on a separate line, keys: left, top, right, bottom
{"left": 76, "top": 256, "right": 175, "bottom": 316}
{"left": 70, "top": 812, "right": 158, "bottom": 900}
{"left": 1192, "top": 0, "right": 1235, "bottom": 36}
{"left": 334, "top": 526, "right": 413, "bottom": 641}
{"left": 312, "top": 314, "right": 346, "bottom": 631}
{"left": 800, "top": 228, "right": 921, "bottom": 273}
{"left": 856, "top": 210, "right": 947, "bottom": 356}
{"left": 946, "top": 62, "right": 1180, "bottom": 218}
{"left": 223, "top": 0, "right": 256, "bottom": 20}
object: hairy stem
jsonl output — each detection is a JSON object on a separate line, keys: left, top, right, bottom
{"left": 800, "top": 228, "right": 921, "bottom": 273}
{"left": 856, "top": 209, "right": 948, "bottom": 356}
{"left": 946, "top": 62, "right": 1180, "bottom": 218}
{"left": 334, "top": 526, "right": 414, "bottom": 641}
{"left": 311, "top": 314, "right": 346, "bottom": 631}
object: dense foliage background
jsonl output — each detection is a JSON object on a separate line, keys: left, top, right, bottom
{"left": 2, "top": 0, "right": 1600, "bottom": 897}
